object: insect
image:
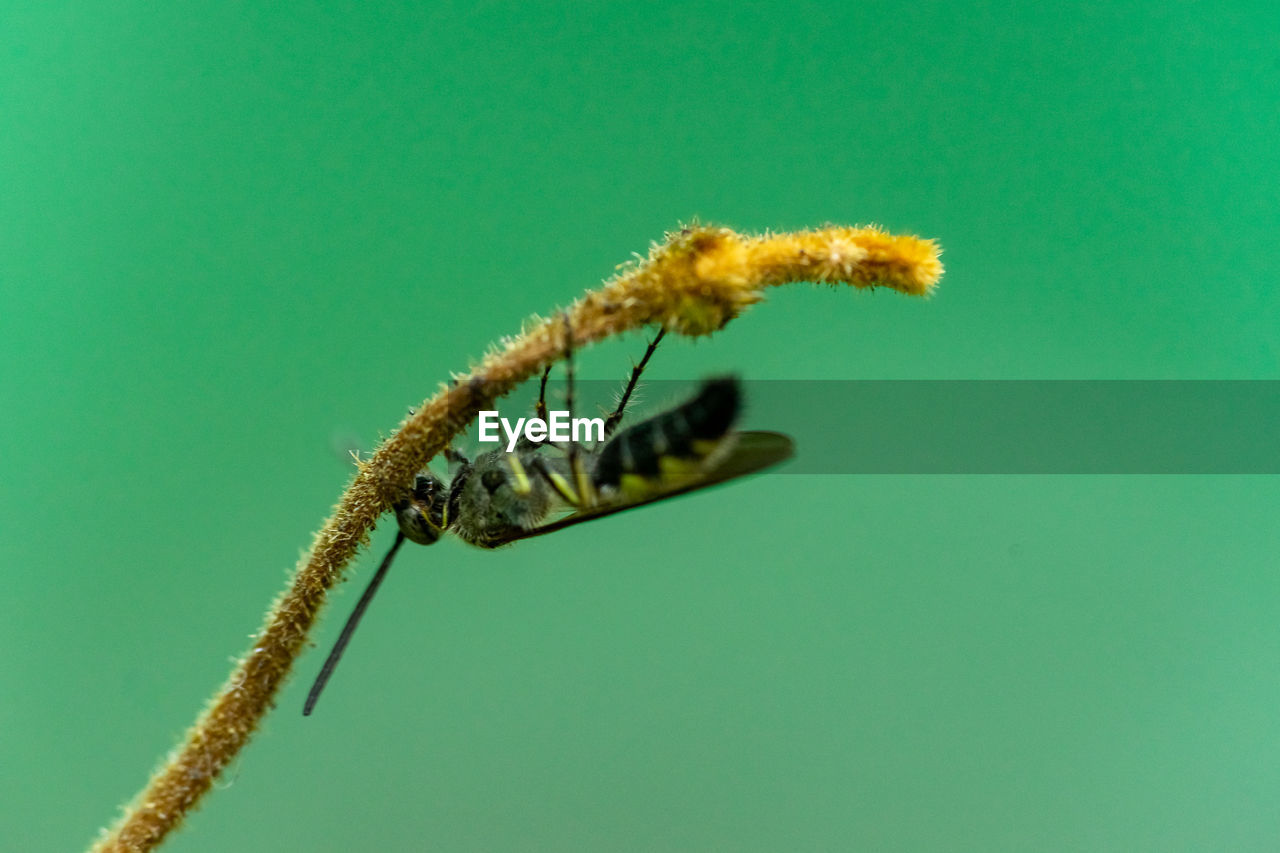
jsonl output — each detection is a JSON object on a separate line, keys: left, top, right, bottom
{"left": 303, "top": 321, "right": 794, "bottom": 715}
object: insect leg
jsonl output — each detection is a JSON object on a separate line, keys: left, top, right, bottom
{"left": 604, "top": 327, "right": 666, "bottom": 438}
{"left": 560, "top": 313, "right": 597, "bottom": 507}
{"left": 517, "top": 364, "right": 555, "bottom": 451}
{"left": 529, "top": 454, "right": 582, "bottom": 507}
{"left": 535, "top": 364, "right": 551, "bottom": 423}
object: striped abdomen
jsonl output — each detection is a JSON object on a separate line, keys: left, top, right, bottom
{"left": 592, "top": 377, "right": 740, "bottom": 496}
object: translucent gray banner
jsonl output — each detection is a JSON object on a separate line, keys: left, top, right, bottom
{"left": 506, "top": 380, "right": 1280, "bottom": 474}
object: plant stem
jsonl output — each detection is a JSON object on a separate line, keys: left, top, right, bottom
{"left": 89, "top": 223, "right": 942, "bottom": 852}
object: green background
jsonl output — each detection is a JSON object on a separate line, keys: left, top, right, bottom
{"left": 3, "top": 2, "right": 1278, "bottom": 850}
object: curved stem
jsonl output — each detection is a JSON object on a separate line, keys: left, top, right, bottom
{"left": 89, "top": 223, "right": 942, "bottom": 852}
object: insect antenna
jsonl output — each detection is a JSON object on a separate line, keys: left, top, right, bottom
{"left": 303, "top": 531, "right": 407, "bottom": 716}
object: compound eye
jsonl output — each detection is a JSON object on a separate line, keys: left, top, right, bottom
{"left": 396, "top": 472, "right": 447, "bottom": 545}
{"left": 481, "top": 469, "right": 505, "bottom": 494}
{"left": 396, "top": 502, "right": 441, "bottom": 545}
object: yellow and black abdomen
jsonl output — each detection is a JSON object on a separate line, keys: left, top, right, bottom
{"left": 592, "top": 377, "right": 740, "bottom": 498}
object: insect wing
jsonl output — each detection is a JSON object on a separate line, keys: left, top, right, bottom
{"left": 495, "top": 431, "right": 794, "bottom": 545}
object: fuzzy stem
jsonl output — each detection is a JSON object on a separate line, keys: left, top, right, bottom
{"left": 89, "top": 223, "right": 942, "bottom": 852}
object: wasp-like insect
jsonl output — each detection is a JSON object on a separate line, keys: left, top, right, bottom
{"left": 303, "top": 322, "right": 793, "bottom": 715}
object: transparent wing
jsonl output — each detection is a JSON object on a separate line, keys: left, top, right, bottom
{"left": 492, "top": 431, "right": 794, "bottom": 546}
